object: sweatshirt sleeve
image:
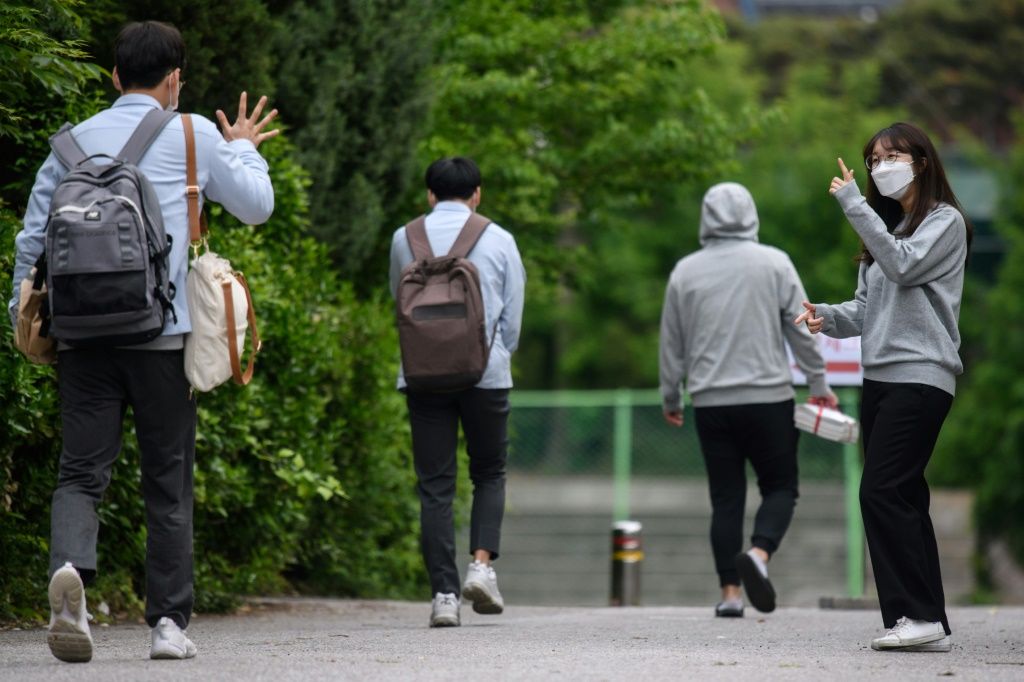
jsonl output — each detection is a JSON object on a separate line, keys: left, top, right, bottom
{"left": 816, "top": 263, "right": 868, "bottom": 339}
{"left": 659, "top": 272, "right": 687, "bottom": 412}
{"left": 778, "top": 256, "right": 829, "bottom": 397}
{"left": 833, "top": 181, "right": 967, "bottom": 287}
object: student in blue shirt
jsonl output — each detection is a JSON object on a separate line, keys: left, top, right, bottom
{"left": 9, "top": 21, "right": 278, "bottom": 663}
{"left": 389, "top": 157, "right": 526, "bottom": 628}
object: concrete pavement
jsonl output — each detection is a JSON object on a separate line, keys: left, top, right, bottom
{"left": 2, "top": 599, "right": 1023, "bottom": 681}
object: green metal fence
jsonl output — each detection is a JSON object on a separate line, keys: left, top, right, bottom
{"left": 509, "top": 387, "right": 866, "bottom": 598}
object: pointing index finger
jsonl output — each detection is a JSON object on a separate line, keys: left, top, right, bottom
{"left": 838, "top": 157, "right": 852, "bottom": 180}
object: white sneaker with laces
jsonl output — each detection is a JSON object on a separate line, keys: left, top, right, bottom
{"left": 47, "top": 562, "right": 93, "bottom": 663}
{"left": 871, "top": 617, "right": 945, "bottom": 650}
{"left": 462, "top": 560, "right": 505, "bottom": 614}
{"left": 150, "top": 616, "right": 197, "bottom": 659}
{"left": 429, "top": 592, "right": 460, "bottom": 627}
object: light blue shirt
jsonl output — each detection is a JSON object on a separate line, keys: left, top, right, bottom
{"left": 9, "top": 94, "right": 275, "bottom": 338}
{"left": 389, "top": 201, "right": 526, "bottom": 389}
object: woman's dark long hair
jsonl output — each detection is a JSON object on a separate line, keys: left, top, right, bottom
{"left": 858, "top": 122, "right": 973, "bottom": 265}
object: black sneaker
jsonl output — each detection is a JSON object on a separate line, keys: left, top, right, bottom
{"left": 735, "top": 552, "right": 776, "bottom": 613}
{"left": 715, "top": 601, "right": 744, "bottom": 618}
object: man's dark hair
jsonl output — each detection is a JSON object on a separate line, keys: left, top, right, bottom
{"left": 425, "top": 157, "right": 481, "bottom": 201}
{"left": 114, "top": 21, "right": 186, "bottom": 90}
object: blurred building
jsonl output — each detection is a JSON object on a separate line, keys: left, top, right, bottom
{"left": 713, "top": 0, "right": 903, "bottom": 21}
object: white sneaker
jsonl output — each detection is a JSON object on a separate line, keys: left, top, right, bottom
{"left": 429, "top": 592, "right": 460, "bottom": 627}
{"left": 462, "top": 560, "right": 505, "bottom": 614}
{"left": 47, "top": 562, "right": 93, "bottom": 663}
{"left": 150, "top": 616, "right": 197, "bottom": 659}
{"left": 871, "top": 617, "right": 945, "bottom": 650}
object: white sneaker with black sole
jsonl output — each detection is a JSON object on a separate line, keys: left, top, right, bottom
{"left": 150, "top": 616, "right": 197, "bottom": 659}
{"left": 47, "top": 562, "right": 93, "bottom": 663}
{"left": 429, "top": 592, "right": 460, "bottom": 627}
{"left": 461, "top": 560, "right": 504, "bottom": 614}
{"left": 870, "top": 617, "right": 946, "bottom": 650}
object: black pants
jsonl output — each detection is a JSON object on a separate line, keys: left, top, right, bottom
{"left": 694, "top": 400, "right": 799, "bottom": 587}
{"left": 406, "top": 387, "right": 510, "bottom": 596}
{"left": 52, "top": 348, "right": 196, "bottom": 629}
{"left": 860, "top": 379, "right": 953, "bottom": 636}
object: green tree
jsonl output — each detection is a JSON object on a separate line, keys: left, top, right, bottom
{"left": 0, "top": 1, "right": 103, "bottom": 144}
{"left": 932, "top": 118, "right": 1024, "bottom": 565}
{"left": 0, "top": 1, "right": 104, "bottom": 206}
{"left": 270, "top": 0, "right": 440, "bottom": 283}
{"left": 79, "top": 0, "right": 277, "bottom": 121}
{"left": 881, "top": 0, "right": 1024, "bottom": 147}
{"left": 418, "top": 0, "right": 764, "bottom": 388}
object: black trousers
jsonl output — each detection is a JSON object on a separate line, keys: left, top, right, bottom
{"left": 860, "top": 379, "right": 953, "bottom": 636}
{"left": 52, "top": 348, "right": 196, "bottom": 629}
{"left": 694, "top": 400, "right": 799, "bottom": 587}
{"left": 406, "top": 387, "right": 510, "bottom": 596}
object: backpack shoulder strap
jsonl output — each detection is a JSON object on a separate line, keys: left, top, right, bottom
{"left": 447, "top": 212, "right": 492, "bottom": 259}
{"left": 117, "top": 108, "right": 178, "bottom": 165}
{"left": 405, "top": 216, "right": 433, "bottom": 261}
{"left": 48, "top": 123, "right": 88, "bottom": 170}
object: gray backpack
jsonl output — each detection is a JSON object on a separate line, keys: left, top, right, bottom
{"left": 396, "top": 213, "right": 493, "bottom": 391}
{"left": 41, "top": 108, "right": 178, "bottom": 347}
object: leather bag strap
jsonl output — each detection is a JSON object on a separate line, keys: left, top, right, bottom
{"left": 181, "top": 114, "right": 208, "bottom": 244}
{"left": 404, "top": 215, "right": 433, "bottom": 261}
{"left": 447, "top": 213, "right": 491, "bottom": 259}
{"left": 223, "top": 273, "right": 261, "bottom": 385}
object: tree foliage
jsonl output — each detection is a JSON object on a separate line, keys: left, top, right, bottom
{"left": 417, "top": 0, "right": 765, "bottom": 387}
{"left": 0, "top": 1, "right": 103, "bottom": 144}
{"left": 932, "top": 117, "right": 1024, "bottom": 564}
{"left": 270, "top": 0, "right": 440, "bottom": 283}
{"left": 880, "top": 0, "right": 1024, "bottom": 147}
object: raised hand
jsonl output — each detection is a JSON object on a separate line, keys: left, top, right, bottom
{"left": 829, "top": 157, "right": 855, "bottom": 195}
{"left": 216, "top": 92, "right": 280, "bottom": 148}
{"left": 794, "top": 300, "right": 824, "bottom": 334}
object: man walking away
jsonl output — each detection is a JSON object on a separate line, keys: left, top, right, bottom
{"left": 389, "top": 157, "right": 526, "bottom": 627}
{"left": 659, "top": 182, "right": 836, "bottom": 617}
{"left": 9, "top": 21, "right": 278, "bottom": 662}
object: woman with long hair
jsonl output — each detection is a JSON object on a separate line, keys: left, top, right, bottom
{"left": 795, "top": 122, "right": 971, "bottom": 652}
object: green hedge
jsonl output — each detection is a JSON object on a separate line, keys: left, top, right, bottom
{"left": 0, "top": 135, "right": 426, "bottom": 623}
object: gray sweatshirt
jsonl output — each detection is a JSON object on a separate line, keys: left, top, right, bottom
{"left": 659, "top": 182, "right": 829, "bottom": 411}
{"left": 816, "top": 181, "right": 967, "bottom": 396}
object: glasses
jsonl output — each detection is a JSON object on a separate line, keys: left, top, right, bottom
{"left": 865, "top": 152, "right": 912, "bottom": 171}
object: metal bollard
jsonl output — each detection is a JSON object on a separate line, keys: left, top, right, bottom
{"left": 610, "top": 520, "right": 643, "bottom": 606}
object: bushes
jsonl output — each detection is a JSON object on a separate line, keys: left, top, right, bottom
{"left": 0, "top": 134, "right": 424, "bottom": 623}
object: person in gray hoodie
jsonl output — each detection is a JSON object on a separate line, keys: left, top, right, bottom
{"left": 796, "top": 122, "right": 971, "bottom": 653}
{"left": 660, "top": 182, "right": 836, "bottom": 618}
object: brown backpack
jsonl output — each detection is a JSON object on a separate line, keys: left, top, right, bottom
{"left": 396, "top": 212, "right": 493, "bottom": 392}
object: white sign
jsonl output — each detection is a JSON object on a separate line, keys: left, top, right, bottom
{"left": 788, "top": 336, "right": 863, "bottom": 387}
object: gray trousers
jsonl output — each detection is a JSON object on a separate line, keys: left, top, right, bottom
{"left": 405, "top": 388, "right": 510, "bottom": 596}
{"left": 52, "top": 348, "right": 196, "bottom": 629}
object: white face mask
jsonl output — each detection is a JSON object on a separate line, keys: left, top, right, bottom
{"left": 871, "top": 160, "right": 915, "bottom": 200}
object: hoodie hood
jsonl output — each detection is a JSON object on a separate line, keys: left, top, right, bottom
{"left": 699, "top": 182, "right": 760, "bottom": 246}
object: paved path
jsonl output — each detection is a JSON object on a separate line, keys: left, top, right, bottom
{"left": 2, "top": 599, "right": 1023, "bottom": 681}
